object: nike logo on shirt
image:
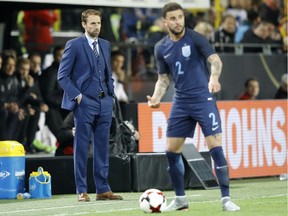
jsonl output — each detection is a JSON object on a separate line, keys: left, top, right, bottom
{"left": 164, "top": 53, "right": 171, "bottom": 58}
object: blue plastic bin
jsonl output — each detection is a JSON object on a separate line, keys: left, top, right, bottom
{"left": 0, "top": 141, "right": 25, "bottom": 199}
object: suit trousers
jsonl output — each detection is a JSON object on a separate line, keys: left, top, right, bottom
{"left": 73, "top": 94, "right": 113, "bottom": 194}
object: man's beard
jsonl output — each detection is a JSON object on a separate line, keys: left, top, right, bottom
{"left": 170, "top": 26, "right": 184, "bottom": 36}
{"left": 88, "top": 30, "right": 99, "bottom": 38}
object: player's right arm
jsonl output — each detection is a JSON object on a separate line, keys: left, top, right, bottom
{"left": 147, "top": 73, "right": 170, "bottom": 108}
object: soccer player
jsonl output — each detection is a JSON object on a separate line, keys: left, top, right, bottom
{"left": 147, "top": 2, "right": 240, "bottom": 212}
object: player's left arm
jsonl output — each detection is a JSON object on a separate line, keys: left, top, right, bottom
{"left": 207, "top": 54, "right": 223, "bottom": 93}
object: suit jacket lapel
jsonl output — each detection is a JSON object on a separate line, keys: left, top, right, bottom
{"left": 81, "top": 35, "right": 94, "bottom": 68}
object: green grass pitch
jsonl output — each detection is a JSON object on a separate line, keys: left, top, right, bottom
{"left": 1, "top": 177, "right": 287, "bottom": 216}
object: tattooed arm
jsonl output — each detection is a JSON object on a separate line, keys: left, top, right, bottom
{"left": 147, "top": 73, "right": 170, "bottom": 108}
{"left": 207, "top": 54, "right": 223, "bottom": 93}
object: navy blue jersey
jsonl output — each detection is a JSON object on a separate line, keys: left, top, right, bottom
{"left": 155, "top": 28, "right": 216, "bottom": 102}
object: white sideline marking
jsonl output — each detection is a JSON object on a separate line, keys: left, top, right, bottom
{"left": 1, "top": 194, "right": 286, "bottom": 215}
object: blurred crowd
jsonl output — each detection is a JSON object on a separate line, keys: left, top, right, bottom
{"left": 10, "top": 1, "right": 287, "bottom": 53}
{"left": 8, "top": 0, "right": 287, "bottom": 77}
{"left": 0, "top": 47, "right": 67, "bottom": 154}
{"left": 105, "top": 0, "right": 286, "bottom": 51}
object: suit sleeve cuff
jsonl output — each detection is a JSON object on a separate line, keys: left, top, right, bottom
{"left": 74, "top": 93, "right": 82, "bottom": 101}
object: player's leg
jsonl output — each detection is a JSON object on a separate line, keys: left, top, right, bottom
{"left": 198, "top": 100, "right": 240, "bottom": 211}
{"left": 206, "top": 134, "right": 240, "bottom": 211}
{"left": 163, "top": 102, "right": 194, "bottom": 211}
{"left": 166, "top": 138, "right": 185, "bottom": 197}
{"left": 164, "top": 137, "right": 189, "bottom": 211}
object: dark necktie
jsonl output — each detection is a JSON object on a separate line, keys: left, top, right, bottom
{"left": 92, "top": 41, "right": 99, "bottom": 58}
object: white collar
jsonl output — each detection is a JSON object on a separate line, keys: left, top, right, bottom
{"left": 85, "top": 33, "right": 98, "bottom": 47}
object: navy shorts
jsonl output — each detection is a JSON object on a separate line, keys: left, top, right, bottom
{"left": 166, "top": 100, "right": 222, "bottom": 138}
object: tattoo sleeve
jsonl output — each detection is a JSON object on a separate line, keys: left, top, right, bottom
{"left": 152, "top": 74, "right": 170, "bottom": 101}
{"left": 209, "top": 54, "right": 223, "bottom": 78}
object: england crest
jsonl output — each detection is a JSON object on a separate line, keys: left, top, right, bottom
{"left": 182, "top": 45, "right": 191, "bottom": 57}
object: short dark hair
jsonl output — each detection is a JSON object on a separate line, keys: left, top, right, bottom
{"left": 28, "top": 51, "right": 41, "bottom": 60}
{"left": 162, "top": 2, "right": 183, "bottom": 18}
{"left": 16, "top": 57, "right": 30, "bottom": 71}
{"left": 1, "top": 51, "right": 16, "bottom": 67}
{"left": 245, "top": 78, "right": 258, "bottom": 87}
{"left": 53, "top": 45, "right": 64, "bottom": 58}
{"left": 81, "top": 9, "right": 102, "bottom": 23}
{"left": 17, "top": 56, "right": 30, "bottom": 67}
{"left": 247, "top": 9, "right": 259, "bottom": 22}
{"left": 111, "top": 50, "right": 125, "bottom": 59}
{"left": 221, "top": 14, "right": 236, "bottom": 24}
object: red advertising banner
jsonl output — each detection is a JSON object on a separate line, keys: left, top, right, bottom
{"left": 138, "top": 100, "right": 287, "bottom": 178}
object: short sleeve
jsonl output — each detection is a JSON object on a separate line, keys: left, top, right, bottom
{"left": 154, "top": 41, "right": 170, "bottom": 75}
{"left": 192, "top": 31, "right": 215, "bottom": 60}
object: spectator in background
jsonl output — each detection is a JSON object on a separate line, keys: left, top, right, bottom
{"left": 15, "top": 57, "right": 48, "bottom": 153}
{"left": 225, "top": 0, "right": 248, "bottom": 25}
{"left": 2, "top": 49, "right": 17, "bottom": 60}
{"left": 146, "top": 18, "right": 167, "bottom": 45}
{"left": 55, "top": 105, "right": 140, "bottom": 157}
{"left": 251, "top": 0, "right": 264, "bottom": 11}
{"left": 98, "top": 8, "right": 120, "bottom": 43}
{"left": 40, "top": 46, "right": 68, "bottom": 139}
{"left": 55, "top": 111, "right": 75, "bottom": 156}
{"left": 238, "top": 78, "right": 260, "bottom": 100}
{"left": 264, "top": 19, "right": 283, "bottom": 51}
{"left": 111, "top": 50, "right": 129, "bottom": 117}
{"left": 239, "top": 0, "right": 253, "bottom": 11}
{"left": 194, "top": 21, "right": 214, "bottom": 40}
{"left": 255, "top": 0, "right": 283, "bottom": 52}
{"left": 275, "top": 73, "right": 287, "bottom": 99}
{"left": 241, "top": 21, "right": 274, "bottom": 52}
{"left": 120, "top": 8, "right": 158, "bottom": 41}
{"left": 211, "top": 14, "right": 237, "bottom": 53}
{"left": 120, "top": 8, "right": 160, "bottom": 77}
{"left": 203, "top": 8, "right": 217, "bottom": 27}
{"left": 29, "top": 52, "right": 42, "bottom": 76}
{"left": 258, "top": 0, "right": 281, "bottom": 27}
{"left": 143, "top": 18, "right": 167, "bottom": 69}
{"left": 235, "top": 9, "right": 260, "bottom": 43}
{"left": 0, "top": 52, "right": 21, "bottom": 140}
{"left": 23, "top": 10, "right": 58, "bottom": 60}
{"left": 28, "top": 52, "right": 56, "bottom": 151}
{"left": 28, "top": 53, "right": 45, "bottom": 109}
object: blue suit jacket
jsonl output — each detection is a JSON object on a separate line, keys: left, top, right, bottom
{"left": 58, "top": 35, "right": 114, "bottom": 111}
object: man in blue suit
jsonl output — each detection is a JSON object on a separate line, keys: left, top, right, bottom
{"left": 58, "top": 9, "right": 123, "bottom": 202}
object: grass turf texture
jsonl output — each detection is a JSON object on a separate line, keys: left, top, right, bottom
{"left": 0, "top": 177, "right": 287, "bottom": 216}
